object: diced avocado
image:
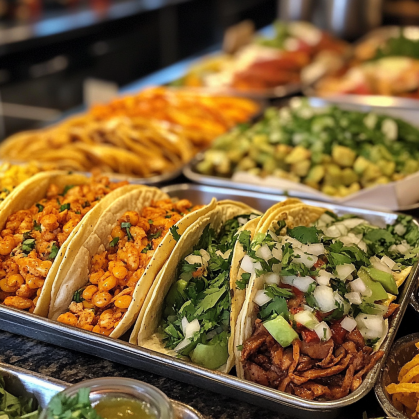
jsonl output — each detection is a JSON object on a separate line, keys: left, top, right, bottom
{"left": 364, "top": 267, "right": 398, "bottom": 295}
{"left": 358, "top": 268, "right": 389, "bottom": 303}
{"left": 306, "top": 165, "right": 325, "bottom": 183}
{"left": 165, "top": 280, "right": 188, "bottom": 310}
{"left": 291, "top": 160, "right": 311, "bottom": 177}
{"left": 341, "top": 168, "right": 359, "bottom": 186}
{"left": 362, "top": 163, "right": 382, "bottom": 182}
{"left": 321, "top": 185, "right": 338, "bottom": 196}
{"left": 354, "top": 156, "right": 370, "bottom": 175}
{"left": 190, "top": 342, "right": 229, "bottom": 370}
{"left": 237, "top": 157, "right": 256, "bottom": 171}
{"left": 359, "top": 302, "right": 387, "bottom": 315}
{"left": 263, "top": 315, "right": 299, "bottom": 348}
{"left": 275, "top": 144, "right": 292, "bottom": 160}
{"left": 377, "top": 160, "right": 395, "bottom": 177}
{"left": 332, "top": 145, "right": 356, "bottom": 167}
{"left": 285, "top": 146, "right": 311, "bottom": 164}
{"left": 348, "top": 182, "right": 361, "bottom": 194}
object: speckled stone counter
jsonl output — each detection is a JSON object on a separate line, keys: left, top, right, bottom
{"left": 0, "top": 328, "right": 389, "bottom": 419}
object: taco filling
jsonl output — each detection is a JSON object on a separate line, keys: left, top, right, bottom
{"left": 161, "top": 213, "right": 258, "bottom": 370}
{"left": 57, "top": 199, "right": 202, "bottom": 336}
{"left": 239, "top": 212, "right": 419, "bottom": 400}
{"left": 0, "top": 175, "right": 128, "bottom": 312}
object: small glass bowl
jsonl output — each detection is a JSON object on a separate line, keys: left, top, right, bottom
{"left": 40, "top": 377, "right": 174, "bottom": 419}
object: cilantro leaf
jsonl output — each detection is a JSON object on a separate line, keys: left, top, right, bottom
{"left": 259, "top": 296, "right": 289, "bottom": 321}
{"left": 328, "top": 252, "right": 352, "bottom": 267}
{"left": 170, "top": 225, "right": 181, "bottom": 242}
{"left": 109, "top": 237, "right": 119, "bottom": 247}
{"left": 59, "top": 203, "right": 70, "bottom": 212}
{"left": 49, "top": 243, "right": 59, "bottom": 260}
{"left": 264, "top": 285, "right": 294, "bottom": 299}
{"left": 121, "top": 222, "right": 133, "bottom": 241}
{"left": 289, "top": 226, "right": 321, "bottom": 244}
{"left": 36, "top": 203, "right": 44, "bottom": 212}
{"left": 22, "top": 239, "right": 35, "bottom": 254}
{"left": 141, "top": 243, "right": 152, "bottom": 253}
{"left": 236, "top": 272, "right": 251, "bottom": 290}
{"left": 33, "top": 220, "right": 42, "bottom": 231}
{"left": 61, "top": 184, "right": 75, "bottom": 196}
{"left": 238, "top": 230, "right": 251, "bottom": 251}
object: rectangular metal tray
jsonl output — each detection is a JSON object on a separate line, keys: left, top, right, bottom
{"left": 0, "top": 184, "right": 417, "bottom": 419}
{"left": 183, "top": 97, "right": 419, "bottom": 211}
{"left": 0, "top": 362, "right": 204, "bottom": 419}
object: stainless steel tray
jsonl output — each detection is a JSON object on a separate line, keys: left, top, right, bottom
{"left": 0, "top": 184, "right": 416, "bottom": 419}
{"left": 183, "top": 97, "right": 419, "bottom": 211}
{"left": 0, "top": 362, "right": 204, "bottom": 419}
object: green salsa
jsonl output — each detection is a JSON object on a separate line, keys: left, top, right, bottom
{"left": 94, "top": 397, "right": 156, "bottom": 419}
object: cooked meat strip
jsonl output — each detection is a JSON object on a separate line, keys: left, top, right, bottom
{"left": 315, "top": 374, "right": 344, "bottom": 388}
{"left": 345, "top": 329, "right": 365, "bottom": 349}
{"left": 278, "top": 376, "right": 291, "bottom": 392}
{"left": 342, "top": 340, "right": 357, "bottom": 354}
{"left": 352, "top": 350, "right": 367, "bottom": 371}
{"left": 289, "top": 339, "right": 301, "bottom": 374}
{"left": 317, "top": 349, "right": 345, "bottom": 369}
{"left": 350, "top": 350, "right": 385, "bottom": 392}
{"left": 303, "top": 382, "right": 332, "bottom": 399}
{"left": 330, "top": 364, "right": 355, "bottom": 400}
{"left": 383, "top": 303, "right": 399, "bottom": 319}
{"left": 300, "top": 339, "right": 334, "bottom": 359}
{"left": 244, "top": 362, "right": 270, "bottom": 386}
{"left": 281, "top": 348, "right": 294, "bottom": 370}
{"left": 241, "top": 322, "right": 269, "bottom": 361}
{"left": 293, "top": 384, "right": 314, "bottom": 400}
{"left": 296, "top": 355, "right": 317, "bottom": 372}
{"left": 252, "top": 354, "right": 271, "bottom": 370}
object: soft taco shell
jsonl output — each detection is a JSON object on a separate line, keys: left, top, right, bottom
{"left": 235, "top": 203, "right": 325, "bottom": 379}
{"left": 0, "top": 170, "right": 139, "bottom": 317}
{"left": 49, "top": 187, "right": 217, "bottom": 339}
{"left": 131, "top": 200, "right": 257, "bottom": 373}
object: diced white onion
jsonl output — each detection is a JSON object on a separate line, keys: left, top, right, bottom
{"left": 336, "top": 263, "right": 355, "bottom": 280}
{"left": 250, "top": 214, "right": 258, "bottom": 220}
{"left": 282, "top": 275, "right": 297, "bottom": 285}
{"left": 341, "top": 317, "right": 357, "bottom": 332}
{"left": 314, "top": 286, "right": 336, "bottom": 312}
{"left": 319, "top": 213, "right": 335, "bottom": 225}
{"left": 181, "top": 317, "right": 189, "bottom": 335}
{"left": 200, "top": 249, "right": 211, "bottom": 263}
{"left": 256, "top": 245, "right": 273, "bottom": 261}
{"left": 268, "top": 229, "right": 279, "bottom": 241}
{"left": 336, "top": 224, "right": 348, "bottom": 236}
{"left": 318, "top": 269, "right": 333, "bottom": 279}
{"left": 241, "top": 255, "right": 255, "bottom": 273}
{"left": 292, "top": 248, "right": 318, "bottom": 268}
{"left": 272, "top": 244, "right": 282, "bottom": 260}
{"left": 305, "top": 243, "right": 325, "bottom": 256}
{"left": 303, "top": 304, "right": 314, "bottom": 312}
{"left": 370, "top": 256, "right": 391, "bottom": 274}
{"left": 294, "top": 310, "right": 319, "bottom": 330}
{"left": 253, "top": 261, "right": 262, "bottom": 272}
{"left": 341, "top": 218, "right": 366, "bottom": 230}
{"left": 174, "top": 338, "right": 191, "bottom": 352}
{"left": 357, "top": 241, "right": 368, "bottom": 252}
{"left": 316, "top": 275, "right": 331, "bottom": 286}
{"left": 238, "top": 217, "right": 248, "bottom": 225}
{"left": 334, "top": 291, "right": 350, "bottom": 314}
{"left": 253, "top": 290, "right": 272, "bottom": 307}
{"left": 350, "top": 277, "right": 366, "bottom": 294}
{"left": 265, "top": 272, "right": 281, "bottom": 285}
{"left": 293, "top": 276, "right": 315, "bottom": 293}
{"left": 394, "top": 223, "right": 406, "bottom": 236}
{"left": 185, "top": 319, "right": 200, "bottom": 338}
{"left": 381, "top": 255, "right": 396, "bottom": 270}
{"left": 283, "top": 236, "right": 304, "bottom": 249}
{"left": 185, "top": 255, "right": 203, "bottom": 265}
{"left": 324, "top": 225, "right": 341, "bottom": 238}
{"left": 355, "top": 314, "right": 385, "bottom": 340}
{"left": 314, "top": 321, "right": 332, "bottom": 341}
{"left": 345, "top": 292, "right": 362, "bottom": 305}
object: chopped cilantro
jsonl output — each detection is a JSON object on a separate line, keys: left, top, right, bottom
{"left": 73, "top": 288, "right": 84, "bottom": 303}
{"left": 170, "top": 225, "right": 181, "bottom": 242}
{"left": 264, "top": 284, "right": 294, "bottom": 299}
{"left": 149, "top": 230, "right": 162, "bottom": 240}
{"left": 165, "top": 214, "right": 172, "bottom": 219}
{"left": 121, "top": 222, "right": 133, "bottom": 241}
{"left": 36, "top": 203, "right": 44, "bottom": 212}
{"left": 109, "top": 237, "right": 119, "bottom": 247}
{"left": 82, "top": 201, "right": 90, "bottom": 208}
{"left": 61, "top": 184, "right": 75, "bottom": 196}
{"left": 59, "top": 203, "right": 70, "bottom": 212}
{"left": 141, "top": 243, "right": 152, "bottom": 253}
{"left": 289, "top": 226, "right": 321, "bottom": 244}
{"left": 49, "top": 243, "right": 59, "bottom": 260}
{"left": 33, "top": 220, "right": 42, "bottom": 232}
{"left": 366, "top": 337, "right": 380, "bottom": 347}
{"left": 259, "top": 296, "right": 289, "bottom": 321}
{"left": 21, "top": 238, "right": 35, "bottom": 254}
{"left": 148, "top": 219, "right": 154, "bottom": 224}
{"left": 236, "top": 272, "right": 251, "bottom": 290}
{"left": 236, "top": 344, "right": 243, "bottom": 351}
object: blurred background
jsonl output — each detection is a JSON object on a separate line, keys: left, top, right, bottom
{"left": 0, "top": 0, "right": 417, "bottom": 137}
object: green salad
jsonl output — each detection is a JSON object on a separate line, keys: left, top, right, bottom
{"left": 197, "top": 98, "right": 419, "bottom": 197}
{"left": 161, "top": 213, "right": 257, "bottom": 370}
{"left": 0, "top": 375, "right": 39, "bottom": 419}
{"left": 374, "top": 32, "right": 419, "bottom": 60}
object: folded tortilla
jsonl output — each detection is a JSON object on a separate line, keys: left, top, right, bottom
{"left": 131, "top": 200, "right": 258, "bottom": 373}
{"left": 49, "top": 186, "right": 217, "bottom": 338}
{"left": 0, "top": 170, "right": 139, "bottom": 317}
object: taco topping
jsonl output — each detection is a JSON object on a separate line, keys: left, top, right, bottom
{"left": 161, "top": 213, "right": 258, "bottom": 370}
{"left": 0, "top": 176, "right": 128, "bottom": 312}
{"left": 239, "top": 212, "right": 419, "bottom": 400}
{"left": 57, "top": 199, "right": 201, "bottom": 336}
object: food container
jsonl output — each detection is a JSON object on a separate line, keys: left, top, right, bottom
{"left": 184, "top": 97, "right": 419, "bottom": 211}
{"left": 0, "top": 362, "right": 204, "bottom": 419}
{"left": 0, "top": 185, "right": 416, "bottom": 419}
{"left": 39, "top": 377, "right": 174, "bottom": 419}
{"left": 375, "top": 333, "right": 419, "bottom": 418}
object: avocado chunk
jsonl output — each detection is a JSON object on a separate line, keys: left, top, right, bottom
{"left": 190, "top": 342, "right": 229, "bottom": 370}
{"left": 359, "top": 302, "right": 387, "bottom": 315}
{"left": 164, "top": 280, "right": 188, "bottom": 317}
{"left": 263, "top": 315, "right": 299, "bottom": 348}
{"left": 358, "top": 268, "right": 389, "bottom": 303}
{"left": 365, "top": 267, "right": 398, "bottom": 295}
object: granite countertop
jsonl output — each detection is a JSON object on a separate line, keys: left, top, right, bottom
{"left": 0, "top": 327, "right": 392, "bottom": 419}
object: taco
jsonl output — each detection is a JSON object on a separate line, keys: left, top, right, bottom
{"left": 0, "top": 170, "right": 134, "bottom": 317}
{"left": 235, "top": 202, "right": 418, "bottom": 400}
{"left": 131, "top": 200, "right": 260, "bottom": 373}
{"left": 52, "top": 189, "right": 216, "bottom": 338}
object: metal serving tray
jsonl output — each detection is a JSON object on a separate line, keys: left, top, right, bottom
{"left": 183, "top": 97, "right": 419, "bottom": 211}
{"left": 0, "top": 184, "right": 416, "bottom": 419}
{"left": 0, "top": 362, "right": 204, "bottom": 419}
